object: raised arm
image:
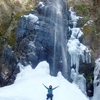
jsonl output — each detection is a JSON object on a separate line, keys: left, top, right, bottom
{"left": 52, "top": 86, "right": 59, "bottom": 90}
{"left": 42, "top": 84, "right": 48, "bottom": 89}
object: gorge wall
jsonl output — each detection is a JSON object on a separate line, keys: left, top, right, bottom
{"left": 68, "top": 0, "right": 100, "bottom": 58}
{"left": 0, "top": 0, "right": 70, "bottom": 86}
{"left": 0, "top": 0, "right": 100, "bottom": 98}
{"left": 0, "top": 0, "right": 100, "bottom": 59}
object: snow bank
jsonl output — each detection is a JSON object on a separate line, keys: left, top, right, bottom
{"left": 0, "top": 61, "right": 89, "bottom": 100}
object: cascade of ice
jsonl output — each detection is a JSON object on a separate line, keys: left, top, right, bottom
{"left": 68, "top": 7, "right": 82, "bottom": 75}
{"left": 68, "top": 7, "right": 91, "bottom": 75}
{"left": 92, "top": 58, "right": 100, "bottom": 100}
{"left": 67, "top": 7, "right": 91, "bottom": 95}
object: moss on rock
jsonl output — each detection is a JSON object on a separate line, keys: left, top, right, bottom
{"left": 7, "top": 30, "right": 16, "bottom": 46}
{"left": 82, "top": 24, "right": 94, "bottom": 36}
{"left": 0, "top": 0, "right": 40, "bottom": 57}
{"left": 75, "top": 4, "right": 89, "bottom": 16}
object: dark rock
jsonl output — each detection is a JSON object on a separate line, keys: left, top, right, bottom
{"left": 0, "top": 45, "right": 18, "bottom": 86}
{"left": 0, "top": 0, "right": 71, "bottom": 86}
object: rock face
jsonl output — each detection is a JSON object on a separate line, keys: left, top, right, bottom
{"left": 67, "top": 0, "right": 100, "bottom": 59}
{"left": 15, "top": 0, "right": 70, "bottom": 79}
{"left": 0, "top": 0, "right": 40, "bottom": 86}
{"left": 0, "top": 44, "right": 18, "bottom": 86}
{"left": 0, "top": 0, "right": 99, "bottom": 58}
{"left": 0, "top": 0, "right": 71, "bottom": 86}
{"left": 67, "top": 0, "right": 92, "bottom": 6}
{"left": 0, "top": 0, "right": 38, "bottom": 21}
{"left": 0, "top": 0, "right": 39, "bottom": 59}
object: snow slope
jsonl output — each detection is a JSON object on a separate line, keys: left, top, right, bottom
{"left": 0, "top": 61, "right": 89, "bottom": 100}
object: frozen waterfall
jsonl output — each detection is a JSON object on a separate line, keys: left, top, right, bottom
{"left": 67, "top": 7, "right": 91, "bottom": 95}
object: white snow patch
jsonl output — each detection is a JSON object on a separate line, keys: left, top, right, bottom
{"left": 0, "top": 61, "right": 89, "bottom": 100}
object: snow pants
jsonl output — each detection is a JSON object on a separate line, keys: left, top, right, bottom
{"left": 46, "top": 94, "right": 53, "bottom": 100}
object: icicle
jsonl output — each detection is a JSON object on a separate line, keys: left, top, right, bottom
{"left": 68, "top": 7, "right": 92, "bottom": 95}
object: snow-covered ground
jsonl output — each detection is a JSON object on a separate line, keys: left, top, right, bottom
{"left": 0, "top": 61, "right": 89, "bottom": 100}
